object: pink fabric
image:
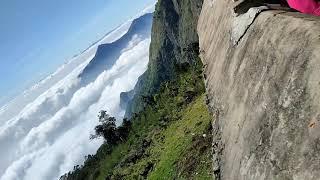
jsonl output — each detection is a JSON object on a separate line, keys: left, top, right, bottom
{"left": 287, "top": 0, "right": 320, "bottom": 16}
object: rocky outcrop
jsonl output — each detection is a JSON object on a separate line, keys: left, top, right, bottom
{"left": 126, "top": 0, "right": 203, "bottom": 117}
{"left": 198, "top": 0, "right": 320, "bottom": 179}
{"left": 120, "top": 90, "right": 134, "bottom": 109}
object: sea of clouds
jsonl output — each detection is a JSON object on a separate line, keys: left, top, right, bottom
{"left": 0, "top": 7, "right": 152, "bottom": 180}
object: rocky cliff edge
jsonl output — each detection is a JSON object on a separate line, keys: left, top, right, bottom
{"left": 198, "top": 0, "right": 320, "bottom": 179}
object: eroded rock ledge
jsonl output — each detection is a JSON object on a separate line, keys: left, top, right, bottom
{"left": 198, "top": 0, "right": 320, "bottom": 179}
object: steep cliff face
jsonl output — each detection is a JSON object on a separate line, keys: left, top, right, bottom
{"left": 126, "top": 0, "right": 203, "bottom": 116}
{"left": 198, "top": 0, "right": 320, "bottom": 179}
{"left": 61, "top": 1, "right": 212, "bottom": 179}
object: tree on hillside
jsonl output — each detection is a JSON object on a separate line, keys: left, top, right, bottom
{"left": 90, "top": 111, "right": 132, "bottom": 145}
{"left": 91, "top": 110, "right": 118, "bottom": 145}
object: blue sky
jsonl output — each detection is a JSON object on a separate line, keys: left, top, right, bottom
{"left": 0, "top": 0, "right": 154, "bottom": 105}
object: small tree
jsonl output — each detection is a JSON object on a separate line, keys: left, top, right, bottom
{"left": 91, "top": 111, "right": 133, "bottom": 145}
{"left": 91, "top": 110, "right": 119, "bottom": 145}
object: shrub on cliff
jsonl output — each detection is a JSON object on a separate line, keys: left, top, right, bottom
{"left": 90, "top": 111, "right": 132, "bottom": 145}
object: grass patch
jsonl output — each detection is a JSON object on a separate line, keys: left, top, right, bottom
{"left": 148, "top": 95, "right": 212, "bottom": 179}
{"left": 61, "top": 62, "right": 213, "bottom": 180}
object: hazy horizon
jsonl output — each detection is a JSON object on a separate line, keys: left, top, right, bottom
{"left": 0, "top": 3, "right": 154, "bottom": 180}
{"left": 0, "top": 0, "right": 155, "bottom": 106}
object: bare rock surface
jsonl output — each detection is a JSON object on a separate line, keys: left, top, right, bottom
{"left": 198, "top": 0, "right": 320, "bottom": 179}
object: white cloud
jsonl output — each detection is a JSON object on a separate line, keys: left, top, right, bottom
{"left": 0, "top": 3, "right": 152, "bottom": 177}
{"left": 0, "top": 26, "right": 151, "bottom": 180}
{"left": 0, "top": 12, "right": 146, "bottom": 178}
{"left": 0, "top": 9, "right": 133, "bottom": 125}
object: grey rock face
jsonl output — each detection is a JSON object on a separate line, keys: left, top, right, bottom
{"left": 231, "top": 6, "right": 269, "bottom": 45}
{"left": 125, "top": 0, "right": 204, "bottom": 117}
{"left": 198, "top": 0, "right": 320, "bottom": 179}
{"left": 120, "top": 90, "right": 134, "bottom": 109}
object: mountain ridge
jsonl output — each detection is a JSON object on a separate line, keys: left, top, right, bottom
{"left": 125, "top": 0, "right": 203, "bottom": 117}
{"left": 78, "top": 13, "right": 153, "bottom": 85}
{"left": 60, "top": 0, "right": 212, "bottom": 179}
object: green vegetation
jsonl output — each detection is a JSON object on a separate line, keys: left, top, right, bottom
{"left": 125, "top": 0, "right": 204, "bottom": 116}
{"left": 60, "top": 1, "right": 211, "bottom": 179}
{"left": 61, "top": 61, "right": 213, "bottom": 180}
{"left": 90, "top": 111, "right": 131, "bottom": 145}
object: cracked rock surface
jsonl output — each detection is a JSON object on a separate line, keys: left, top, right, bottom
{"left": 198, "top": 0, "right": 320, "bottom": 179}
{"left": 231, "top": 6, "right": 268, "bottom": 45}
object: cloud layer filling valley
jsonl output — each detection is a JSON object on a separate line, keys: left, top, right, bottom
{"left": 0, "top": 25, "right": 151, "bottom": 180}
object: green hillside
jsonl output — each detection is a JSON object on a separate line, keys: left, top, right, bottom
{"left": 61, "top": 61, "right": 213, "bottom": 180}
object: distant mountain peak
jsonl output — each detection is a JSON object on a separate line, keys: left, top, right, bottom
{"left": 78, "top": 13, "right": 153, "bottom": 85}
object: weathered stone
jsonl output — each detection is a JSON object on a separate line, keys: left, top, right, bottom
{"left": 231, "top": 6, "right": 269, "bottom": 45}
{"left": 198, "top": 0, "right": 320, "bottom": 179}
